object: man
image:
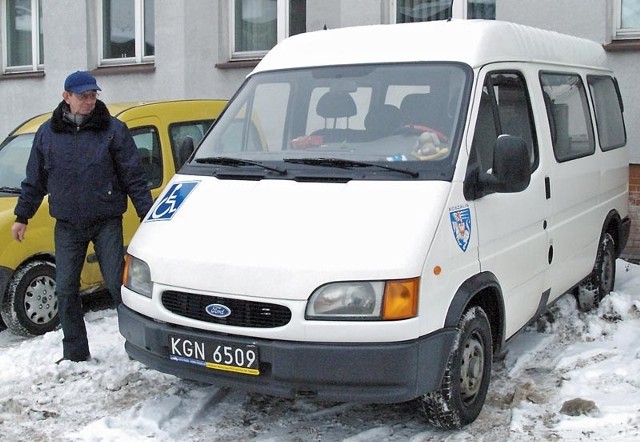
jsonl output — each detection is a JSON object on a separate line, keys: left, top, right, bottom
{"left": 11, "top": 71, "right": 153, "bottom": 363}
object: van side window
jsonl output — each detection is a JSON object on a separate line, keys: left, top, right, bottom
{"left": 587, "top": 75, "right": 626, "bottom": 151}
{"left": 130, "top": 126, "right": 163, "bottom": 189}
{"left": 540, "top": 72, "right": 595, "bottom": 162}
{"left": 470, "top": 72, "right": 538, "bottom": 173}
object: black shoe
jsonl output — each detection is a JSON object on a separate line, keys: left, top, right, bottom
{"left": 55, "top": 355, "right": 92, "bottom": 364}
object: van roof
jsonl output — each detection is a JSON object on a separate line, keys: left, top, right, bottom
{"left": 254, "top": 19, "right": 609, "bottom": 74}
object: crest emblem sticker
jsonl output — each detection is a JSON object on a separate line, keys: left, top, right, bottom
{"left": 146, "top": 181, "right": 199, "bottom": 222}
{"left": 450, "top": 205, "right": 472, "bottom": 252}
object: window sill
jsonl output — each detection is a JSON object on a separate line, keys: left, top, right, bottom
{"left": 215, "top": 60, "right": 260, "bottom": 70}
{"left": 0, "top": 70, "right": 45, "bottom": 81}
{"left": 92, "top": 63, "right": 156, "bottom": 76}
{"left": 603, "top": 39, "right": 640, "bottom": 52}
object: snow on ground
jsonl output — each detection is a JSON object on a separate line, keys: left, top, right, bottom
{"left": 2, "top": 260, "right": 640, "bottom": 441}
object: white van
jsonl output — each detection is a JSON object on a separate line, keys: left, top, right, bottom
{"left": 118, "top": 20, "right": 630, "bottom": 428}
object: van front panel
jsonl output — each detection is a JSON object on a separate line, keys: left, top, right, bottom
{"left": 127, "top": 177, "right": 451, "bottom": 343}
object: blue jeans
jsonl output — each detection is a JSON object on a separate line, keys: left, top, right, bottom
{"left": 54, "top": 217, "right": 124, "bottom": 361}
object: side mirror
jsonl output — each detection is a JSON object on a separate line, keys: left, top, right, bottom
{"left": 177, "top": 136, "right": 195, "bottom": 169}
{"left": 464, "top": 135, "right": 531, "bottom": 200}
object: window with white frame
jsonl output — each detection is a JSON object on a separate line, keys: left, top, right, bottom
{"left": 99, "top": 0, "right": 154, "bottom": 65}
{"left": 3, "top": 0, "right": 43, "bottom": 73}
{"left": 393, "top": 0, "right": 495, "bottom": 22}
{"left": 231, "top": 0, "right": 306, "bottom": 60}
{"left": 614, "top": 0, "right": 640, "bottom": 39}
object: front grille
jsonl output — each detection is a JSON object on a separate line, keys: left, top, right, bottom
{"left": 162, "top": 290, "right": 292, "bottom": 328}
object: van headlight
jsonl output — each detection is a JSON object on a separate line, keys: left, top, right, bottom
{"left": 123, "top": 254, "right": 153, "bottom": 298}
{"left": 305, "top": 278, "right": 419, "bottom": 321}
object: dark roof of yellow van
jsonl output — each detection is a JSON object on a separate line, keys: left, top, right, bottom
{"left": 10, "top": 99, "right": 228, "bottom": 136}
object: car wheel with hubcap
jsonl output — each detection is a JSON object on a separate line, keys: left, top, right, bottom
{"left": 1, "top": 260, "right": 58, "bottom": 336}
{"left": 419, "top": 305, "right": 493, "bottom": 429}
{"left": 576, "top": 232, "right": 616, "bottom": 312}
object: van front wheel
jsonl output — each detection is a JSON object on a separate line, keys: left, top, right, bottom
{"left": 576, "top": 232, "right": 616, "bottom": 311}
{"left": 419, "top": 306, "right": 492, "bottom": 429}
{"left": 0, "top": 260, "right": 59, "bottom": 336}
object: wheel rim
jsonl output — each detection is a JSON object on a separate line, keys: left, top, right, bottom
{"left": 460, "top": 331, "right": 485, "bottom": 403}
{"left": 600, "top": 248, "right": 615, "bottom": 294}
{"left": 24, "top": 275, "right": 57, "bottom": 325}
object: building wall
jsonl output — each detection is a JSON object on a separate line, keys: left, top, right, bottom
{"left": 0, "top": 0, "right": 356, "bottom": 140}
{"left": 498, "top": 0, "right": 608, "bottom": 41}
{"left": 306, "top": 0, "right": 381, "bottom": 31}
{"left": 0, "top": 1, "right": 253, "bottom": 139}
{"left": 627, "top": 165, "right": 640, "bottom": 256}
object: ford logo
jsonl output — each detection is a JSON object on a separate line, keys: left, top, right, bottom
{"left": 205, "top": 303, "right": 231, "bottom": 318}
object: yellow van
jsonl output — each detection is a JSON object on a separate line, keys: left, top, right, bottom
{"left": 0, "top": 99, "right": 227, "bottom": 336}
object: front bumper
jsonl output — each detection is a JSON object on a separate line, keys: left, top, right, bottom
{"left": 118, "top": 304, "right": 457, "bottom": 403}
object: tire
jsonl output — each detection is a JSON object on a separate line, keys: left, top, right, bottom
{"left": 419, "top": 306, "right": 493, "bottom": 429}
{"left": 576, "top": 232, "right": 616, "bottom": 312}
{"left": 0, "top": 260, "right": 59, "bottom": 336}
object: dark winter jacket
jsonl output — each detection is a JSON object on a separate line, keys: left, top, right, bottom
{"left": 14, "top": 100, "right": 153, "bottom": 227}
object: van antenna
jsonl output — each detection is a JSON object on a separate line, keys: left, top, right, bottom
{"left": 448, "top": 0, "right": 454, "bottom": 21}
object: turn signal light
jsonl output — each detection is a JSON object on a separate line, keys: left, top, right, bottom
{"left": 382, "top": 278, "right": 419, "bottom": 320}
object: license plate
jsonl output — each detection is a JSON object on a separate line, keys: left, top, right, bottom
{"left": 169, "top": 335, "right": 260, "bottom": 376}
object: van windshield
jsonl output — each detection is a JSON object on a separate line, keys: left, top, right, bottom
{"left": 193, "top": 63, "right": 470, "bottom": 180}
{"left": 0, "top": 133, "right": 35, "bottom": 190}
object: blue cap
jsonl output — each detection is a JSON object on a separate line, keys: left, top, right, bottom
{"left": 64, "top": 71, "right": 101, "bottom": 94}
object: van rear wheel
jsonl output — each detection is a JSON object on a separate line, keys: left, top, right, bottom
{"left": 0, "top": 260, "right": 59, "bottom": 336}
{"left": 576, "top": 232, "right": 616, "bottom": 312}
{"left": 419, "top": 306, "right": 492, "bottom": 429}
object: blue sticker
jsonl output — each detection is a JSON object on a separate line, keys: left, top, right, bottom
{"left": 450, "top": 206, "right": 472, "bottom": 252}
{"left": 146, "top": 181, "right": 199, "bottom": 222}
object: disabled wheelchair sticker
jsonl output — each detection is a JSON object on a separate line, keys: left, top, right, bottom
{"left": 146, "top": 181, "right": 199, "bottom": 222}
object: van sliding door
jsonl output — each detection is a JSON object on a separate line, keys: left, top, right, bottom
{"left": 541, "top": 71, "right": 618, "bottom": 300}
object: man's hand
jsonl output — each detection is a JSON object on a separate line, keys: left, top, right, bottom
{"left": 11, "top": 222, "right": 27, "bottom": 242}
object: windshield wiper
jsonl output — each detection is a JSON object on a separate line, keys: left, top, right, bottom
{"left": 0, "top": 186, "right": 21, "bottom": 193}
{"left": 284, "top": 158, "right": 419, "bottom": 178}
{"left": 195, "top": 157, "right": 287, "bottom": 176}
